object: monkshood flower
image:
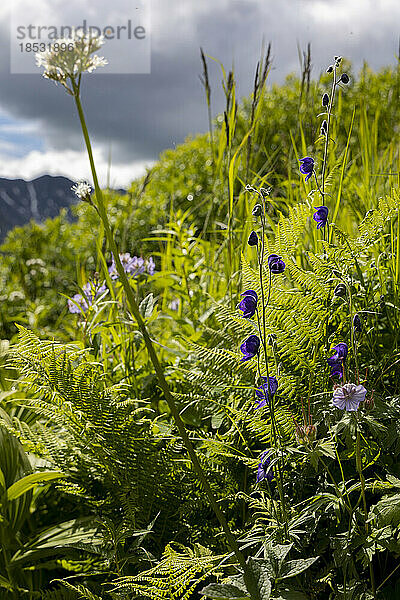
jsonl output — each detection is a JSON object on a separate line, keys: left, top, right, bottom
{"left": 255, "top": 376, "right": 278, "bottom": 409}
{"left": 327, "top": 342, "right": 348, "bottom": 379}
{"left": 299, "top": 157, "right": 314, "bottom": 181}
{"left": 256, "top": 450, "right": 274, "bottom": 483}
{"left": 248, "top": 231, "right": 259, "bottom": 246}
{"left": 72, "top": 181, "right": 92, "bottom": 200}
{"left": 353, "top": 313, "right": 362, "bottom": 334}
{"left": 240, "top": 335, "right": 260, "bottom": 361}
{"left": 332, "top": 383, "right": 367, "bottom": 411}
{"left": 108, "top": 253, "right": 155, "bottom": 280}
{"left": 267, "top": 254, "right": 286, "bottom": 274}
{"left": 320, "top": 120, "right": 328, "bottom": 137}
{"left": 36, "top": 30, "right": 107, "bottom": 91}
{"left": 313, "top": 206, "right": 329, "bottom": 229}
{"left": 68, "top": 281, "right": 107, "bottom": 314}
{"left": 238, "top": 290, "right": 258, "bottom": 318}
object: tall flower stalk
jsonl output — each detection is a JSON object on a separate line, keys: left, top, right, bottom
{"left": 245, "top": 185, "right": 288, "bottom": 539}
{"left": 299, "top": 56, "right": 350, "bottom": 243}
{"left": 36, "top": 33, "right": 262, "bottom": 600}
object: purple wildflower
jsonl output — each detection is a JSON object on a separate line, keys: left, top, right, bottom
{"left": 248, "top": 231, "right": 259, "bottom": 247}
{"left": 332, "top": 383, "right": 367, "bottom": 411}
{"left": 256, "top": 450, "right": 274, "bottom": 483}
{"left": 299, "top": 157, "right": 314, "bottom": 181}
{"left": 68, "top": 281, "right": 107, "bottom": 314}
{"left": 240, "top": 335, "right": 260, "bottom": 362}
{"left": 353, "top": 314, "right": 362, "bottom": 334}
{"left": 238, "top": 290, "right": 258, "bottom": 319}
{"left": 267, "top": 254, "right": 286, "bottom": 274}
{"left": 108, "top": 253, "right": 155, "bottom": 280}
{"left": 313, "top": 206, "right": 329, "bottom": 229}
{"left": 327, "top": 342, "right": 348, "bottom": 379}
{"left": 255, "top": 376, "right": 278, "bottom": 409}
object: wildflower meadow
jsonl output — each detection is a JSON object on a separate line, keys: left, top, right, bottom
{"left": 0, "top": 33, "right": 399, "bottom": 600}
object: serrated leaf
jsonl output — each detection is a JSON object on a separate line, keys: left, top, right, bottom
{"left": 200, "top": 583, "right": 249, "bottom": 599}
{"left": 247, "top": 558, "right": 272, "bottom": 600}
{"left": 264, "top": 543, "right": 293, "bottom": 577}
{"left": 370, "top": 493, "right": 400, "bottom": 527}
{"left": 278, "top": 557, "right": 319, "bottom": 580}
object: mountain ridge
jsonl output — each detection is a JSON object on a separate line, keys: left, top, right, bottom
{"left": 0, "top": 174, "right": 77, "bottom": 241}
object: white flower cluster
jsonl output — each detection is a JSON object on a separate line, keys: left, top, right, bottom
{"left": 36, "top": 30, "right": 107, "bottom": 89}
{"left": 72, "top": 181, "right": 92, "bottom": 200}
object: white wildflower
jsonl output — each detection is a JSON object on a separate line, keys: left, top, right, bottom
{"left": 72, "top": 181, "right": 92, "bottom": 200}
{"left": 332, "top": 383, "right": 367, "bottom": 412}
{"left": 36, "top": 30, "right": 107, "bottom": 90}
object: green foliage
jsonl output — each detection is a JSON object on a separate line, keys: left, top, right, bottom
{"left": 0, "top": 59, "right": 399, "bottom": 600}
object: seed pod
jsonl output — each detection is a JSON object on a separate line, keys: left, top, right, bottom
{"left": 364, "top": 395, "right": 374, "bottom": 411}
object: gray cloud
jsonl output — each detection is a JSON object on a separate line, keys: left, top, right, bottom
{"left": 0, "top": 0, "right": 399, "bottom": 168}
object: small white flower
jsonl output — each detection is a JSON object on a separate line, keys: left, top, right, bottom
{"left": 72, "top": 181, "right": 92, "bottom": 200}
{"left": 36, "top": 30, "right": 107, "bottom": 89}
{"left": 332, "top": 383, "right": 367, "bottom": 412}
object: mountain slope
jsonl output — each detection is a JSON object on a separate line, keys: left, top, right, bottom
{"left": 0, "top": 175, "right": 76, "bottom": 240}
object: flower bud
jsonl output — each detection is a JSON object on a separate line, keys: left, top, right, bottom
{"left": 248, "top": 231, "right": 259, "bottom": 247}
{"left": 334, "top": 56, "right": 342, "bottom": 66}
{"left": 334, "top": 283, "right": 347, "bottom": 297}
{"left": 326, "top": 65, "right": 334, "bottom": 73}
{"left": 252, "top": 204, "right": 262, "bottom": 217}
{"left": 353, "top": 313, "right": 362, "bottom": 333}
{"left": 320, "top": 120, "right": 328, "bottom": 136}
{"left": 322, "top": 93, "right": 329, "bottom": 107}
{"left": 260, "top": 187, "right": 271, "bottom": 198}
{"left": 340, "top": 73, "right": 350, "bottom": 84}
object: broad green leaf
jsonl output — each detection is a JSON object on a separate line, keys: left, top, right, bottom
{"left": 247, "top": 558, "right": 272, "bottom": 600}
{"left": 0, "top": 466, "right": 5, "bottom": 490}
{"left": 7, "top": 471, "right": 64, "bottom": 501}
{"left": 278, "top": 557, "right": 319, "bottom": 580}
{"left": 200, "top": 583, "right": 249, "bottom": 599}
{"left": 11, "top": 518, "right": 103, "bottom": 566}
{"left": 370, "top": 494, "right": 400, "bottom": 527}
{"left": 263, "top": 543, "right": 293, "bottom": 578}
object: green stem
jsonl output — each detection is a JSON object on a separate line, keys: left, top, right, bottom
{"left": 71, "top": 80, "right": 261, "bottom": 600}
{"left": 256, "top": 201, "right": 288, "bottom": 540}
{"left": 356, "top": 419, "right": 376, "bottom": 599}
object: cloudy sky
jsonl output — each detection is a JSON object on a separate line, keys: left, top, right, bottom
{"left": 0, "top": 0, "right": 399, "bottom": 187}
